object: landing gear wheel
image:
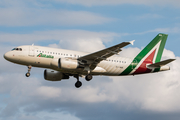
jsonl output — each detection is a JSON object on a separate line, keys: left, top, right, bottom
{"left": 85, "top": 74, "right": 93, "bottom": 81}
{"left": 74, "top": 74, "right": 82, "bottom": 88}
{"left": 26, "top": 65, "right": 32, "bottom": 77}
{"left": 26, "top": 72, "right": 30, "bottom": 77}
{"left": 75, "top": 81, "right": 82, "bottom": 88}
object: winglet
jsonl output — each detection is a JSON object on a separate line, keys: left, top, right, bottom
{"left": 130, "top": 40, "right": 135, "bottom": 45}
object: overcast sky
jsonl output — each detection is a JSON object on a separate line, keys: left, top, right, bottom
{"left": 0, "top": 0, "right": 180, "bottom": 120}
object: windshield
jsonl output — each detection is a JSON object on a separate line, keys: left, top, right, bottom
{"left": 12, "top": 48, "right": 22, "bottom": 51}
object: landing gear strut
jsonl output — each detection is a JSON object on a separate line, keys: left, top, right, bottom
{"left": 74, "top": 75, "right": 82, "bottom": 88}
{"left": 25, "top": 66, "right": 32, "bottom": 77}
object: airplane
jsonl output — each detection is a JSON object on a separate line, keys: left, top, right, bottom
{"left": 4, "top": 33, "right": 175, "bottom": 88}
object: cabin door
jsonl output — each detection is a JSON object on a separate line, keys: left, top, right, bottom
{"left": 29, "top": 46, "right": 35, "bottom": 57}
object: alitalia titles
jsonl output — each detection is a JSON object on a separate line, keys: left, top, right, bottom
{"left": 37, "top": 53, "right": 54, "bottom": 58}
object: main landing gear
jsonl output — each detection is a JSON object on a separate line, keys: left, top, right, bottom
{"left": 74, "top": 75, "right": 82, "bottom": 88}
{"left": 25, "top": 66, "right": 32, "bottom": 77}
{"left": 74, "top": 74, "right": 93, "bottom": 88}
{"left": 85, "top": 74, "right": 93, "bottom": 81}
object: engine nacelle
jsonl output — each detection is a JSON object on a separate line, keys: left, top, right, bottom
{"left": 59, "top": 58, "right": 78, "bottom": 69}
{"left": 51, "top": 58, "right": 79, "bottom": 69}
{"left": 44, "top": 69, "right": 69, "bottom": 81}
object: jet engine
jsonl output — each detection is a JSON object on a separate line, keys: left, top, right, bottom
{"left": 44, "top": 69, "right": 69, "bottom": 81}
{"left": 51, "top": 58, "right": 78, "bottom": 69}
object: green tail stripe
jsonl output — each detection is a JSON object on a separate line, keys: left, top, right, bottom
{"left": 155, "top": 34, "right": 168, "bottom": 63}
{"left": 120, "top": 33, "right": 168, "bottom": 75}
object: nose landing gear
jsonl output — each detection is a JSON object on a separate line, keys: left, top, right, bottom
{"left": 25, "top": 66, "right": 32, "bottom": 77}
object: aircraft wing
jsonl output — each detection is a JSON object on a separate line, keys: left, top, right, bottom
{"left": 78, "top": 40, "right": 135, "bottom": 65}
{"left": 147, "top": 59, "right": 176, "bottom": 68}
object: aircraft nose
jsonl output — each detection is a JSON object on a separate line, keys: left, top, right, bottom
{"left": 4, "top": 52, "right": 11, "bottom": 61}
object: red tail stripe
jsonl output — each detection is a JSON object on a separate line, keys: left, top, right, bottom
{"left": 133, "top": 49, "right": 156, "bottom": 74}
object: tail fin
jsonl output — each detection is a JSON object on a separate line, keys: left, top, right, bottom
{"left": 135, "top": 33, "right": 168, "bottom": 64}
{"left": 121, "top": 33, "right": 168, "bottom": 75}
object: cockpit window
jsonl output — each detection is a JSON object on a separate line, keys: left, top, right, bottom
{"left": 12, "top": 48, "right": 22, "bottom": 51}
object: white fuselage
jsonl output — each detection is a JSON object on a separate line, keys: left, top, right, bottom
{"left": 4, "top": 45, "right": 133, "bottom": 76}
{"left": 3, "top": 33, "right": 173, "bottom": 88}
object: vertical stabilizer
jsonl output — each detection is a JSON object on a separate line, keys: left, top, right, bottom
{"left": 135, "top": 33, "right": 168, "bottom": 63}
{"left": 121, "top": 33, "right": 168, "bottom": 75}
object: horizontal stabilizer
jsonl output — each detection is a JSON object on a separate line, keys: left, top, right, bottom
{"left": 147, "top": 59, "right": 175, "bottom": 68}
